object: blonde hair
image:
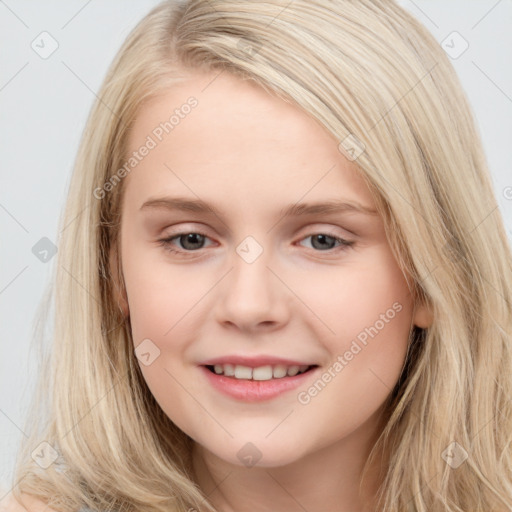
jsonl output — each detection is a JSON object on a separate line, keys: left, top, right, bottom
{"left": 11, "top": 1, "right": 512, "bottom": 511}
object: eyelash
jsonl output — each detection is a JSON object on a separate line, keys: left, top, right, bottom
{"left": 157, "top": 231, "right": 355, "bottom": 257}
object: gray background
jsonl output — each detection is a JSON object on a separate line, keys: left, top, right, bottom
{"left": 1, "top": 0, "right": 511, "bottom": 494}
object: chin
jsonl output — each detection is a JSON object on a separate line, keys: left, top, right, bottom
{"left": 201, "top": 436, "right": 310, "bottom": 470}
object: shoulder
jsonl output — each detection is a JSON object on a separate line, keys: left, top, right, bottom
{"left": 1, "top": 493, "right": 59, "bottom": 512}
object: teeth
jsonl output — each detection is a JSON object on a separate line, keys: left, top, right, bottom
{"left": 234, "top": 365, "right": 253, "bottom": 379}
{"left": 287, "top": 365, "right": 299, "bottom": 377}
{"left": 273, "top": 364, "right": 287, "bottom": 378}
{"left": 223, "top": 363, "right": 235, "bottom": 377}
{"left": 210, "top": 363, "right": 312, "bottom": 380}
{"left": 253, "top": 365, "right": 273, "bottom": 381}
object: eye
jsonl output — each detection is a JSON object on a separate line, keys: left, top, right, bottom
{"left": 158, "top": 232, "right": 214, "bottom": 256}
{"left": 298, "top": 233, "right": 354, "bottom": 252}
{"left": 157, "top": 231, "right": 355, "bottom": 257}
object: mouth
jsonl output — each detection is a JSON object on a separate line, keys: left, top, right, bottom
{"left": 200, "top": 363, "right": 319, "bottom": 401}
{"left": 203, "top": 363, "right": 318, "bottom": 381}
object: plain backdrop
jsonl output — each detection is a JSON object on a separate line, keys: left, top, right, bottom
{"left": 1, "top": 0, "right": 511, "bottom": 493}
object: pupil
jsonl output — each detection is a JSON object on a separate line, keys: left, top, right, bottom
{"left": 312, "top": 234, "right": 335, "bottom": 250}
{"left": 181, "top": 233, "right": 204, "bottom": 250}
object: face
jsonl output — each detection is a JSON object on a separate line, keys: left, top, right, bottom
{"left": 115, "top": 69, "right": 431, "bottom": 468}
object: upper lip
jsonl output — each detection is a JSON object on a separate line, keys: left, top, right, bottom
{"left": 200, "top": 355, "right": 317, "bottom": 368}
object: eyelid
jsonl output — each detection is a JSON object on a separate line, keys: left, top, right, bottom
{"left": 296, "top": 224, "right": 356, "bottom": 243}
{"left": 158, "top": 223, "right": 214, "bottom": 242}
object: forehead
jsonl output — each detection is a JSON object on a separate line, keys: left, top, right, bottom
{"left": 124, "top": 69, "right": 375, "bottom": 211}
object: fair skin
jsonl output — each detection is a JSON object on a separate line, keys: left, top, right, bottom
{"left": 1, "top": 493, "right": 55, "bottom": 512}
{"left": 114, "top": 69, "right": 432, "bottom": 512}
{"left": 4, "top": 68, "right": 430, "bottom": 512}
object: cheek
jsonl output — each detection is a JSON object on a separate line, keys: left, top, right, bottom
{"left": 121, "top": 246, "right": 210, "bottom": 437}
{"left": 122, "top": 243, "right": 208, "bottom": 344}
{"left": 293, "top": 245, "right": 413, "bottom": 346}
{"left": 294, "top": 246, "right": 414, "bottom": 413}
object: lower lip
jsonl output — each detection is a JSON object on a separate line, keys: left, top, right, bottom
{"left": 199, "top": 365, "right": 317, "bottom": 402}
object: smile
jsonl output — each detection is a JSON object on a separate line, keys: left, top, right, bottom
{"left": 200, "top": 363, "right": 319, "bottom": 402}
{"left": 205, "top": 363, "right": 315, "bottom": 380}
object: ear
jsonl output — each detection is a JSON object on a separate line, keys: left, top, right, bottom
{"left": 109, "top": 243, "right": 129, "bottom": 318}
{"left": 412, "top": 299, "right": 433, "bottom": 329}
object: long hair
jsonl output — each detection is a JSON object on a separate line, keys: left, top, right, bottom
{"left": 11, "top": 1, "right": 512, "bottom": 511}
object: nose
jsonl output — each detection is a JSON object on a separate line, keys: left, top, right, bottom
{"left": 214, "top": 247, "right": 291, "bottom": 333}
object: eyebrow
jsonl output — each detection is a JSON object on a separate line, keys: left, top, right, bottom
{"left": 140, "top": 196, "right": 378, "bottom": 218}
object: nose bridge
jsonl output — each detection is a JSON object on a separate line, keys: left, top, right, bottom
{"left": 215, "top": 235, "right": 289, "bottom": 329}
{"left": 233, "top": 243, "right": 271, "bottom": 292}
{"left": 230, "top": 236, "right": 275, "bottom": 304}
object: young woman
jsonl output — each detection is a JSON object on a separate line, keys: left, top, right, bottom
{"left": 5, "top": 1, "right": 512, "bottom": 511}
